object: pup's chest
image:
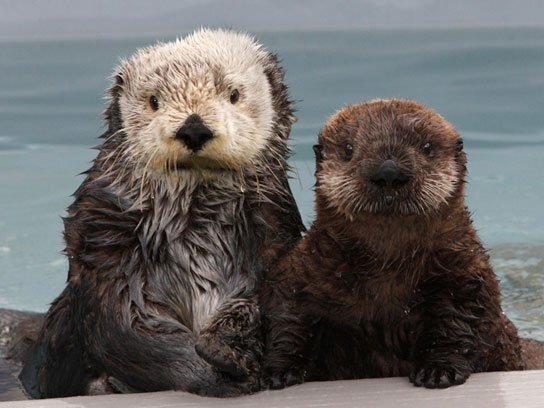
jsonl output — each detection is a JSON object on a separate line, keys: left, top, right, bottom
{"left": 359, "top": 273, "right": 417, "bottom": 319}
{"left": 326, "top": 261, "right": 418, "bottom": 319}
{"left": 355, "top": 268, "right": 424, "bottom": 354}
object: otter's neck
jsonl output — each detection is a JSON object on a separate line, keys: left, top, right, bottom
{"left": 316, "top": 197, "right": 467, "bottom": 262}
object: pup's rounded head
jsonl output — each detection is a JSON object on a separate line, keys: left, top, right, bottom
{"left": 107, "top": 28, "right": 291, "bottom": 178}
{"left": 315, "top": 99, "right": 466, "bottom": 219}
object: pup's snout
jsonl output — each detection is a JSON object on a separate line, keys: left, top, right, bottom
{"left": 369, "top": 159, "right": 411, "bottom": 188}
{"left": 176, "top": 114, "right": 214, "bottom": 152}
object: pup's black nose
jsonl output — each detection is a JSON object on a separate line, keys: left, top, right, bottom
{"left": 369, "top": 159, "right": 411, "bottom": 188}
{"left": 176, "top": 114, "right": 214, "bottom": 152}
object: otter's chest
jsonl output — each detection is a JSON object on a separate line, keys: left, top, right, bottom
{"left": 354, "top": 268, "right": 424, "bottom": 360}
{"left": 142, "top": 186, "right": 256, "bottom": 332}
{"left": 325, "top": 261, "right": 418, "bottom": 321}
{"left": 321, "top": 258, "right": 422, "bottom": 339}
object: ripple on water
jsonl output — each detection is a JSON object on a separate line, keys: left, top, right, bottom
{"left": 0, "top": 136, "right": 40, "bottom": 152}
{"left": 491, "top": 244, "right": 544, "bottom": 341}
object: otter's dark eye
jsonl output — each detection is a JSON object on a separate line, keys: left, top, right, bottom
{"left": 344, "top": 143, "right": 353, "bottom": 160}
{"left": 149, "top": 95, "right": 159, "bottom": 111}
{"left": 422, "top": 142, "right": 432, "bottom": 155}
{"left": 230, "top": 89, "right": 240, "bottom": 104}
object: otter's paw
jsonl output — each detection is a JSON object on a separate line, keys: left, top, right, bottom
{"left": 196, "top": 298, "right": 261, "bottom": 378}
{"left": 196, "top": 332, "right": 261, "bottom": 379}
{"left": 264, "top": 369, "right": 305, "bottom": 390}
{"left": 107, "top": 377, "right": 138, "bottom": 394}
{"left": 196, "top": 373, "right": 261, "bottom": 397}
{"left": 409, "top": 366, "right": 470, "bottom": 389}
{"left": 196, "top": 332, "right": 241, "bottom": 376}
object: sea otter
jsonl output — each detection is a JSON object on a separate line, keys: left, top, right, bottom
{"left": 3, "top": 28, "right": 304, "bottom": 398}
{"left": 261, "top": 99, "right": 542, "bottom": 389}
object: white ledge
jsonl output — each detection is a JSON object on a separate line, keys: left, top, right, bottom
{"left": 3, "top": 370, "right": 544, "bottom": 408}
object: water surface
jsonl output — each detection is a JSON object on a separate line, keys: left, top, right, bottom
{"left": 0, "top": 28, "right": 543, "bottom": 339}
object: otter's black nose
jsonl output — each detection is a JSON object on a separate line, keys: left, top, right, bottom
{"left": 369, "top": 160, "right": 411, "bottom": 188}
{"left": 176, "top": 114, "right": 214, "bottom": 152}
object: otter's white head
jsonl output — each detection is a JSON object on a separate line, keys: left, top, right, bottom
{"left": 108, "top": 29, "right": 286, "bottom": 180}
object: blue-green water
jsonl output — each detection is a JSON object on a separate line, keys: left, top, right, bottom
{"left": 0, "top": 28, "right": 543, "bottom": 339}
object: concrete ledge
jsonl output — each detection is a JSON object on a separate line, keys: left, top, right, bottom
{"left": 2, "top": 370, "right": 544, "bottom": 408}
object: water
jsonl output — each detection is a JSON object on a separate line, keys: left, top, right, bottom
{"left": 0, "top": 28, "right": 543, "bottom": 339}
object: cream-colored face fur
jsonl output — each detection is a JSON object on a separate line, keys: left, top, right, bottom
{"left": 114, "top": 29, "right": 275, "bottom": 179}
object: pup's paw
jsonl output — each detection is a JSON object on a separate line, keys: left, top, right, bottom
{"left": 264, "top": 368, "right": 305, "bottom": 390}
{"left": 409, "top": 365, "right": 470, "bottom": 389}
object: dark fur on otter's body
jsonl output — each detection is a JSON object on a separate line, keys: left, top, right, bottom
{"left": 4, "top": 30, "right": 304, "bottom": 398}
{"left": 261, "top": 99, "right": 542, "bottom": 389}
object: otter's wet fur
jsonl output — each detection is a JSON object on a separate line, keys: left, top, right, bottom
{"left": 261, "top": 99, "right": 543, "bottom": 390}
{"left": 7, "top": 29, "right": 304, "bottom": 398}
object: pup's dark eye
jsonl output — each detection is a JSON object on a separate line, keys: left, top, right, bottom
{"left": 456, "top": 139, "right": 464, "bottom": 152}
{"left": 422, "top": 142, "right": 432, "bottom": 155}
{"left": 344, "top": 143, "right": 353, "bottom": 160}
{"left": 230, "top": 89, "right": 240, "bottom": 104}
{"left": 149, "top": 95, "right": 159, "bottom": 111}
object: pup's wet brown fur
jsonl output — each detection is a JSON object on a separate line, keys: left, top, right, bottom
{"left": 261, "top": 99, "right": 539, "bottom": 389}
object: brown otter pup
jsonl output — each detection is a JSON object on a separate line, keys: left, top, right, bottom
{"left": 261, "top": 99, "right": 529, "bottom": 389}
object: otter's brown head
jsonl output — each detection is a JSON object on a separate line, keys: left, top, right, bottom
{"left": 103, "top": 28, "right": 294, "bottom": 182}
{"left": 315, "top": 99, "right": 466, "bottom": 220}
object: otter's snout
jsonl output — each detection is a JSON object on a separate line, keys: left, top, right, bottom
{"left": 369, "top": 159, "right": 411, "bottom": 188}
{"left": 176, "top": 114, "right": 214, "bottom": 152}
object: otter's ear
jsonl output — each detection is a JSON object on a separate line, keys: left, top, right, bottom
{"left": 313, "top": 134, "right": 325, "bottom": 185}
{"left": 109, "top": 65, "right": 128, "bottom": 98}
{"left": 115, "top": 73, "right": 125, "bottom": 87}
{"left": 109, "top": 73, "right": 125, "bottom": 98}
{"left": 455, "top": 137, "right": 468, "bottom": 173}
{"left": 455, "top": 138, "right": 464, "bottom": 152}
{"left": 262, "top": 52, "right": 295, "bottom": 139}
{"left": 313, "top": 143, "right": 323, "bottom": 162}
{"left": 313, "top": 143, "right": 324, "bottom": 187}
{"left": 104, "top": 69, "right": 127, "bottom": 132}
